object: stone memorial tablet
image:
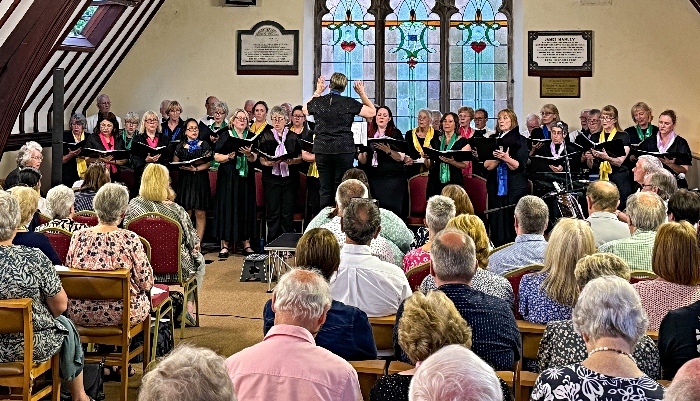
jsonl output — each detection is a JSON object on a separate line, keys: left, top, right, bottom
{"left": 237, "top": 20, "right": 299, "bottom": 75}
{"left": 528, "top": 31, "right": 593, "bottom": 77}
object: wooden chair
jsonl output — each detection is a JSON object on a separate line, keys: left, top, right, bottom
{"left": 406, "top": 173, "right": 429, "bottom": 226}
{"left": 405, "top": 261, "right": 431, "bottom": 292}
{"left": 630, "top": 270, "right": 658, "bottom": 284}
{"left": 139, "top": 236, "right": 174, "bottom": 363}
{"left": 504, "top": 264, "right": 544, "bottom": 320}
{"left": 37, "top": 213, "right": 51, "bottom": 226}
{"left": 58, "top": 268, "right": 150, "bottom": 401}
{"left": 0, "top": 298, "right": 61, "bottom": 401}
{"left": 125, "top": 212, "right": 198, "bottom": 339}
{"left": 72, "top": 210, "right": 98, "bottom": 227}
{"left": 646, "top": 330, "right": 659, "bottom": 342}
{"left": 349, "top": 360, "right": 414, "bottom": 401}
{"left": 368, "top": 315, "right": 396, "bottom": 358}
{"left": 515, "top": 319, "right": 546, "bottom": 401}
{"left": 37, "top": 227, "right": 72, "bottom": 265}
{"left": 488, "top": 241, "right": 514, "bottom": 257}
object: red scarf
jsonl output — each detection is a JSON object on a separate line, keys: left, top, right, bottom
{"left": 99, "top": 133, "right": 117, "bottom": 173}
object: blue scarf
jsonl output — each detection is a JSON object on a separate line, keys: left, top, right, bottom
{"left": 187, "top": 139, "right": 200, "bottom": 152}
{"left": 497, "top": 162, "right": 508, "bottom": 196}
{"left": 542, "top": 125, "right": 549, "bottom": 139}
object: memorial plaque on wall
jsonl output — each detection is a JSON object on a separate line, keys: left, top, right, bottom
{"left": 528, "top": 31, "right": 593, "bottom": 77}
{"left": 237, "top": 20, "right": 299, "bottom": 75}
{"left": 540, "top": 77, "right": 581, "bottom": 98}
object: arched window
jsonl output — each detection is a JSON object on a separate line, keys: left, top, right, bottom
{"left": 316, "top": 0, "right": 512, "bottom": 133}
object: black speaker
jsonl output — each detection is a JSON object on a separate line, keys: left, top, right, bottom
{"left": 225, "top": 0, "right": 256, "bottom": 5}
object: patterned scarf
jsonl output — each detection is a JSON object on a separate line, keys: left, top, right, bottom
{"left": 272, "top": 128, "right": 289, "bottom": 177}
{"left": 186, "top": 139, "right": 201, "bottom": 152}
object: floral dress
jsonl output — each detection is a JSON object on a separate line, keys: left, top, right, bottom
{"left": 532, "top": 363, "right": 664, "bottom": 401}
{"left": 65, "top": 229, "right": 153, "bottom": 327}
{"left": 402, "top": 248, "right": 430, "bottom": 273}
{"left": 0, "top": 245, "right": 66, "bottom": 362}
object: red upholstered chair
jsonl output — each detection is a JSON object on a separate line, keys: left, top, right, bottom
{"left": 463, "top": 174, "right": 488, "bottom": 220}
{"left": 37, "top": 212, "right": 51, "bottom": 226}
{"left": 255, "top": 169, "right": 266, "bottom": 238}
{"left": 407, "top": 173, "right": 429, "bottom": 226}
{"left": 209, "top": 170, "right": 217, "bottom": 198}
{"left": 503, "top": 264, "right": 544, "bottom": 320}
{"left": 294, "top": 173, "right": 307, "bottom": 229}
{"left": 37, "top": 227, "right": 72, "bottom": 265}
{"left": 125, "top": 212, "right": 197, "bottom": 339}
{"left": 405, "top": 261, "right": 431, "bottom": 292}
{"left": 73, "top": 210, "right": 98, "bottom": 226}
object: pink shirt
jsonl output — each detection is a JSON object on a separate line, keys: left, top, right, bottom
{"left": 633, "top": 279, "right": 700, "bottom": 331}
{"left": 225, "top": 324, "right": 362, "bottom": 401}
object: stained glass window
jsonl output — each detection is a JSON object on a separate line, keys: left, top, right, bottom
{"left": 449, "top": 0, "right": 509, "bottom": 129}
{"left": 317, "top": 0, "right": 511, "bottom": 132}
{"left": 385, "top": 0, "right": 440, "bottom": 133}
{"left": 321, "top": 0, "right": 376, "bottom": 101}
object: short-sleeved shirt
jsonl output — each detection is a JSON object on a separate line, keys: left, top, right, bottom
{"left": 658, "top": 300, "right": 700, "bottom": 379}
{"left": 633, "top": 279, "right": 700, "bottom": 331}
{"left": 307, "top": 94, "right": 363, "bottom": 154}
{"left": 0, "top": 245, "right": 65, "bottom": 362}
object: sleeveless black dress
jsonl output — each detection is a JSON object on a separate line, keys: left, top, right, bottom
{"left": 174, "top": 142, "right": 212, "bottom": 210}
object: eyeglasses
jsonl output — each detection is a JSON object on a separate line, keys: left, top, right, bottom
{"left": 234, "top": 117, "right": 248, "bottom": 122}
{"left": 145, "top": 119, "right": 159, "bottom": 123}
{"left": 540, "top": 111, "right": 554, "bottom": 116}
{"left": 213, "top": 111, "right": 226, "bottom": 116}
{"left": 98, "top": 102, "right": 111, "bottom": 106}
{"left": 186, "top": 127, "right": 199, "bottom": 132}
{"left": 600, "top": 116, "right": 615, "bottom": 121}
{"left": 271, "top": 117, "right": 286, "bottom": 122}
{"left": 99, "top": 123, "right": 113, "bottom": 127}
{"left": 292, "top": 115, "right": 305, "bottom": 119}
{"left": 31, "top": 156, "right": 44, "bottom": 161}
{"left": 642, "top": 184, "right": 656, "bottom": 189}
{"left": 587, "top": 119, "right": 600, "bottom": 124}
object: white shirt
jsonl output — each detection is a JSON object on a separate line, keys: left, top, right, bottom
{"left": 331, "top": 244, "right": 412, "bottom": 318}
{"left": 199, "top": 115, "right": 215, "bottom": 126}
{"left": 86, "top": 114, "right": 122, "bottom": 134}
{"left": 568, "top": 129, "right": 584, "bottom": 143}
{"left": 587, "top": 211, "right": 631, "bottom": 247}
{"left": 321, "top": 216, "right": 396, "bottom": 266}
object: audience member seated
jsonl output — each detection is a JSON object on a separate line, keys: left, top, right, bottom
{"left": 16, "top": 167, "right": 48, "bottom": 215}
{"left": 667, "top": 189, "right": 700, "bottom": 227}
{"left": 403, "top": 195, "right": 455, "bottom": 272}
{"left": 531, "top": 276, "right": 664, "bottom": 401}
{"left": 124, "top": 163, "right": 205, "bottom": 290}
{"left": 9, "top": 186, "right": 61, "bottom": 265}
{"left": 331, "top": 198, "right": 411, "bottom": 317}
{"left": 599, "top": 192, "right": 666, "bottom": 272}
{"left": 3, "top": 141, "right": 43, "bottom": 190}
{"left": 488, "top": 195, "right": 548, "bottom": 276}
{"left": 632, "top": 154, "right": 663, "bottom": 188}
{"left": 409, "top": 344, "right": 502, "bottom": 401}
{"left": 371, "top": 291, "right": 473, "bottom": 401}
{"left": 394, "top": 229, "right": 520, "bottom": 371}
{"left": 643, "top": 168, "right": 677, "bottom": 205}
{"left": 35, "top": 184, "right": 90, "bottom": 233}
{"left": 664, "top": 358, "right": 700, "bottom": 401}
{"left": 633, "top": 221, "right": 700, "bottom": 331}
{"left": 538, "top": 253, "right": 660, "bottom": 379}
{"left": 74, "top": 163, "right": 111, "bottom": 212}
{"left": 320, "top": 179, "right": 398, "bottom": 266}
{"left": 65, "top": 183, "right": 154, "bottom": 327}
{"left": 263, "top": 228, "right": 377, "bottom": 361}
{"left": 659, "top": 300, "right": 700, "bottom": 379}
{"left": 420, "top": 214, "right": 514, "bottom": 305}
{"left": 585, "top": 181, "right": 630, "bottom": 246}
{"left": 306, "top": 168, "right": 413, "bottom": 254}
{"left": 138, "top": 344, "right": 237, "bottom": 401}
{"left": 412, "top": 185, "right": 473, "bottom": 248}
{"left": 226, "top": 269, "right": 362, "bottom": 401}
{"left": 519, "top": 218, "right": 595, "bottom": 324}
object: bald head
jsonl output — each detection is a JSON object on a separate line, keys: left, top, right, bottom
{"left": 431, "top": 229, "right": 477, "bottom": 284}
{"left": 665, "top": 358, "right": 700, "bottom": 401}
{"left": 586, "top": 180, "right": 620, "bottom": 213}
{"left": 205, "top": 96, "right": 219, "bottom": 115}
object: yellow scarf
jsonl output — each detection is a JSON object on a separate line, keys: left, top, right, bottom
{"left": 598, "top": 129, "right": 616, "bottom": 181}
{"left": 75, "top": 131, "right": 87, "bottom": 178}
{"left": 411, "top": 126, "right": 435, "bottom": 155}
{"left": 251, "top": 121, "right": 268, "bottom": 136}
{"left": 307, "top": 133, "right": 318, "bottom": 178}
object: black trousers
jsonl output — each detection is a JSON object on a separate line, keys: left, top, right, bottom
{"left": 306, "top": 176, "right": 321, "bottom": 223}
{"left": 262, "top": 173, "right": 295, "bottom": 242}
{"left": 316, "top": 152, "right": 355, "bottom": 208}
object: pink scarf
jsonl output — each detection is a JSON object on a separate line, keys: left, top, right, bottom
{"left": 550, "top": 141, "right": 565, "bottom": 157}
{"left": 272, "top": 128, "right": 289, "bottom": 177}
{"left": 99, "top": 133, "right": 117, "bottom": 173}
{"left": 657, "top": 131, "right": 676, "bottom": 153}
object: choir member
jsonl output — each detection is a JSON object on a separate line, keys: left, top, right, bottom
{"left": 162, "top": 100, "right": 186, "bottom": 143}
{"left": 250, "top": 101, "right": 269, "bottom": 136}
{"left": 293, "top": 105, "right": 321, "bottom": 222}
{"left": 425, "top": 112, "right": 470, "bottom": 199}
{"left": 63, "top": 113, "right": 89, "bottom": 186}
{"left": 132, "top": 110, "right": 171, "bottom": 190}
{"left": 404, "top": 109, "right": 434, "bottom": 178}
{"left": 84, "top": 112, "right": 126, "bottom": 180}
{"left": 625, "top": 102, "right": 658, "bottom": 145}
{"left": 638, "top": 109, "right": 691, "bottom": 189}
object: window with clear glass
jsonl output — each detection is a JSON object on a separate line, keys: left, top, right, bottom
{"left": 317, "top": 0, "right": 511, "bottom": 133}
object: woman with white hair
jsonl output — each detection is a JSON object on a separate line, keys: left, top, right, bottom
{"left": 63, "top": 113, "right": 90, "bottom": 186}
{"left": 409, "top": 344, "right": 502, "bottom": 401}
{"left": 404, "top": 109, "right": 433, "bottom": 178}
{"left": 255, "top": 105, "right": 303, "bottom": 241}
{"left": 10, "top": 186, "right": 62, "bottom": 265}
{"left": 35, "top": 184, "right": 90, "bottom": 233}
{"left": 531, "top": 276, "right": 664, "bottom": 401}
{"left": 3, "top": 141, "right": 43, "bottom": 190}
{"left": 138, "top": 344, "right": 236, "bottom": 401}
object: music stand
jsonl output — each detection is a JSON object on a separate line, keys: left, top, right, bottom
{"left": 263, "top": 233, "right": 302, "bottom": 293}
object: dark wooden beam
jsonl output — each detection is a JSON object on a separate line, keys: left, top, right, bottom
{"left": 690, "top": 0, "right": 700, "bottom": 13}
{"left": 0, "top": 0, "right": 87, "bottom": 155}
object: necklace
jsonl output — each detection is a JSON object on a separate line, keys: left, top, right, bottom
{"left": 589, "top": 347, "right": 636, "bottom": 363}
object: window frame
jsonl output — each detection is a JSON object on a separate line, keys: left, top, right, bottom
{"left": 60, "top": 1, "right": 133, "bottom": 52}
{"left": 314, "top": 0, "right": 513, "bottom": 123}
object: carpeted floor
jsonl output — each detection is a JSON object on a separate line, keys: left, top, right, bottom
{"left": 104, "top": 251, "right": 275, "bottom": 401}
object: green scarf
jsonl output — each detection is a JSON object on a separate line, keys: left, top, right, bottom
{"left": 635, "top": 124, "right": 653, "bottom": 142}
{"left": 439, "top": 133, "right": 458, "bottom": 184}
{"left": 232, "top": 128, "right": 250, "bottom": 177}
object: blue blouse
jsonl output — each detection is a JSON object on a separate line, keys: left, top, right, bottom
{"left": 518, "top": 272, "right": 572, "bottom": 324}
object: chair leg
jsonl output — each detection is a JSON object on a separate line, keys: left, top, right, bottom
{"left": 180, "top": 300, "right": 187, "bottom": 339}
{"left": 120, "top": 349, "right": 129, "bottom": 401}
{"left": 151, "top": 313, "right": 161, "bottom": 363}
{"left": 194, "top": 286, "right": 200, "bottom": 327}
{"left": 51, "top": 354, "right": 61, "bottom": 401}
{"left": 142, "top": 318, "right": 151, "bottom": 373}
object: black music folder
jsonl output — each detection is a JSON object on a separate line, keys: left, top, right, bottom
{"left": 422, "top": 147, "right": 475, "bottom": 162}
